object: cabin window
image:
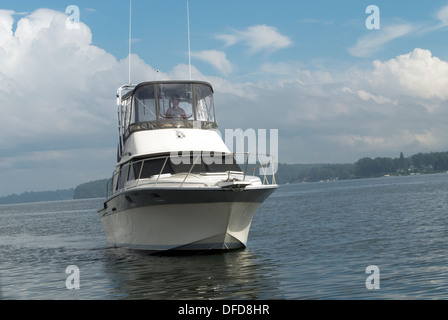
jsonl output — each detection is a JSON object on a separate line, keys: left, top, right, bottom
{"left": 128, "top": 154, "right": 241, "bottom": 180}
{"left": 195, "top": 85, "right": 215, "bottom": 122}
{"left": 133, "top": 84, "right": 157, "bottom": 122}
{"left": 158, "top": 83, "right": 194, "bottom": 121}
{"left": 121, "top": 82, "right": 217, "bottom": 136}
{"left": 121, "top": 98, "right": 132, "bottom": 135}
{"left": 117, "top": 163, "right": 130, "bottom": 190}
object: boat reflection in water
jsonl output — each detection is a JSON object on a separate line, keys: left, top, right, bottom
{"left": 98, "top": 81, "right": 277, "bottom": 253}
{"left": 102, "top": 248, "right": 283, "bottom": 299}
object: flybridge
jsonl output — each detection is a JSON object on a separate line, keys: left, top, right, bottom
{"left": 116, "top": 81, "right": 218, "bottom": 157}
{"left": 118, "top": 81, "right": 216, "bottom": 132}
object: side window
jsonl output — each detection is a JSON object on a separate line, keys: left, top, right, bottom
{"left": 195, "top": 84, "right": 215, "bottom": 122}
{"left": 117, "top": 164, "right": 130, "bottom": 189}
{"left": 133, "top": 84, "right": 156, "bottom": 123}
{"left": 125, "top": 99, "right": 132, "bottom": 130}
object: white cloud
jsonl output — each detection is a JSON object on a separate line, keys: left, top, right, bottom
{"left": 415, "top": 130, "right": 438, "bottom": 146}
{"left": 326, "top": 129, "right": 443, "bottom": 157}
{"left": 343, "top": 87, "right": 397, "bottom": 105}
{"left": 216, "top": 24, "right": 292, "bottom": 54}
{"left": 0, "top": 9, "right": 121, "bottom": 148}
{"left": 348, "top": 24, "right": 414, "bottom": 57}
{"left": 435, "top": 5, "right": 448, "bottom": 27}
{"left": 370, "top": 48, "right": 448, "bottom": 102}
{"left": 261, "top": 62, "right": 334, "bottom": 85}
{"left": 0, "top": 10, "right": 15, "bottom": 46}
{"left": 191, "top": 50, "right": 233, "bottom": 75}
{"left": 0, "top": 9, "right": 155, "bottom": 195}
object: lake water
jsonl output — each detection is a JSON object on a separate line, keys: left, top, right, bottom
{"left": 1, "top": 173, "right": 448, "bottom": 300}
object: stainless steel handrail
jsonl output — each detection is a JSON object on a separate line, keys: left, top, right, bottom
{"left": 105, "top": 152, "right": 277, "bottom": 198}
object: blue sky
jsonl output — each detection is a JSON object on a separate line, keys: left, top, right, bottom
{"left": 1, "top": 1, "right": 448, "bottom": 195}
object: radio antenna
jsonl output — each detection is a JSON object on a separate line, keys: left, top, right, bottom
{"left": 128, "top": 0, "right": 132, "bottom": 84}
{"left": 187, "top": 0, "right": 192, "bottom": 80}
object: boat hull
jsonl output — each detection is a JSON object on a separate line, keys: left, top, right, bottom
{"left": 98, "top": 187, "right": 276, "bottom": 252}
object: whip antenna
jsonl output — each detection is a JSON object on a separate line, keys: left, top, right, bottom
{"left": 128, "top": 0, "right": 132, "bottom": 84}
{"left": 187, "top": 0, "right": 192, "bottom": 80}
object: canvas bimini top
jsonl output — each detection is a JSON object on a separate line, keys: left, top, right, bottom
{"left": 117, "top": 81, "right": 217, "bottom": 141}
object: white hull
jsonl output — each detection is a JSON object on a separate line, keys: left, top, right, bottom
{"left": 100, "top": 201, "right": 262, "bottom": 251}
{"left": 99, "top": 186, "right": 276, "bottom": 252}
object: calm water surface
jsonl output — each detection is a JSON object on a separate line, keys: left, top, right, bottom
{"left": 1, "top": 173, "right": 448, "bottom": 300}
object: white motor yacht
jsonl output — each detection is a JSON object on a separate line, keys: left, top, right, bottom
{"left": 98, "top": 80, "right": 277, "bottom": 252}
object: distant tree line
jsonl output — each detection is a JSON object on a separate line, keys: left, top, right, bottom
{"left": 274, "top": 163, "right": 354, "bottom": 183}
{"left": 353, "top": 151, "right": 448, "bottom": 178}
{"left": 0, "top": 179, "right": 108, "bottom": 204}
{"left": 73, "top": 179, "right": 109, "bottom": 199}
{"left": 0, "top": 189, "right": 74, "bottom": 205}
{"left": 275, "top": 151, "right": 448, "bottom": 184}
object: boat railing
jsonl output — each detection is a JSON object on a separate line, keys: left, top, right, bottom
{"left": 242, "top": 153, "right": 277, "bottom": 186}
{"left": 105, "top": 153, "right": 277, "bottom": 198}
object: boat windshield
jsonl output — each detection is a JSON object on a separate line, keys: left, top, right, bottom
{"left": 121, "top": 81, "right": 216, "bottom": 139}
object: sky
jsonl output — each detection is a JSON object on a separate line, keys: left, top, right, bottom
{"left": 1, "top": 0, "right": 448, "bottom": 196}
